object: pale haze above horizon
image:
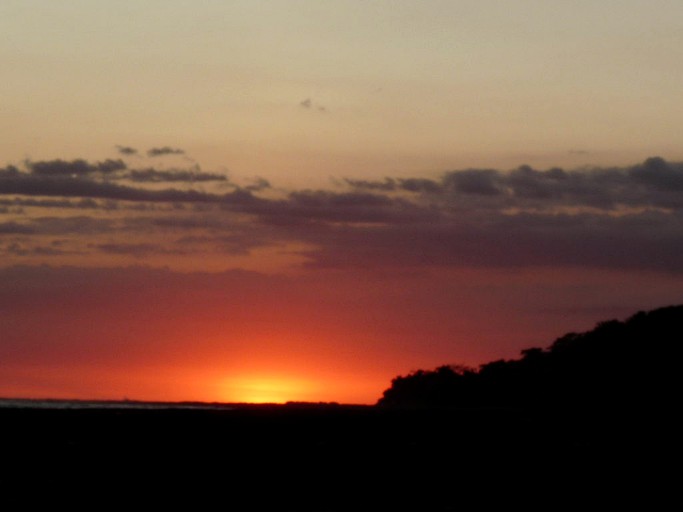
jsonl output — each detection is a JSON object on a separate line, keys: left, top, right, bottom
{"left": 2, "top": 1, "right": 682, "bottom": 182}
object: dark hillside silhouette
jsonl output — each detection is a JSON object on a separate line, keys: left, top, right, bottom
{"left": 378, "top": 304, "right": 682, "bottom": 410}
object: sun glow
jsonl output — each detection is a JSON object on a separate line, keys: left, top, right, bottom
{"left": 227, "top": 376, "right": 313, "bottom": 404}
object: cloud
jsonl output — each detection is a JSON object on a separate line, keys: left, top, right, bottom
{"left": 283, "top": 158, "right": 683, "bottom": 273}
{"left": 397, "top": 178, "right": 442, "bottom": 194}
{"left": 629, "top": 156, "right": 683, "bottom": 191}
{"left": 0, "top": 197, "right": 101, "bottom": 210}
{"left": 344, "top": 178, "right": 397, "bottom": 191}
{"left": 116, "top": 145, "right": 138, "bottom": 155}
{"left": 28, "top": 159, "right": 127, "bottom": 176}
{"left": 127, "top": 168, "right": 228, "bottom": 183}
{"left": 244, "top": 177, "right": 271, "bottom": 192}
{"left": 3, "top": 155, "right": 683, "bottom": 274}
{"left": 0, "top": 167, "right": 222, "bottom": 203}
{"left": 295, "top": 207, "right": 683, "bottom": 274}
{"left": 27, "top": 216, "right": 115, "bottom": 235}
{"left": 4, "top": 241, "right": 70, "bottom": 256}
{"left": 299, "top": 98, "right": 327, "bottom": 112}
{"left": 147, "top": 146, "right": 185, "bottom": 157}
{"left": 94, "top": 243, "right": 170, "bottom": 257}
{"left": 266, "top": 190, "right": 436, "bottom": 225}
{"left": 0, "top": 165, "right": 21, "bottom": 178}
{"left": 26, "top": 158, "right": 227, "bottom": 185}
{"left": 6, "top": 157, "right": 683, "bottom": 215}
{"left": 443, "top": 169, "right": 502, "bottom": 196}
{"left": 0, "top": 221, "right": 34, "bottom": 234}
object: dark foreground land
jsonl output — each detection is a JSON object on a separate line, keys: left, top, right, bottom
{"left": 0, "top": 401, "right": 678, "bottom": 509}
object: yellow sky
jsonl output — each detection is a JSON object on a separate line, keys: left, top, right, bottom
{"left": 2, "top": 1, "right": 682, "bottom": 186}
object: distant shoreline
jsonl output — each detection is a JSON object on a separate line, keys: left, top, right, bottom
{"left": 0, "top": 397, "right": 369, "bottom": 410}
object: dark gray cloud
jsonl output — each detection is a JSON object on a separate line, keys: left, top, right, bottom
{"left": 3, "top": 156, "right": 683, "bottom": 274}
{"left": 93, "top": 243, "right": 171, "bottom": 257}
{"left": 297, "top": 209, "right": 683, "bottom": 274}
{"left": 29, "top": 159, "right": 127, "bottom": 176}
{"left": 0, "top": 197, "right": 101, "bottom": 210}
{"left": 443, "top": 169, "right": 502, "bottom": 196}
{"left": 629, "top": 156, "right": 683, "bottom": 191}
{"left": 507, "top": 165, "right": 566, "bottom": 199}
{"left": 398, "top": 178, "right": 442, "bottom": 194}
{"left": 150, "top": 216, "right": 230, "bottom": 230}
{"left": 1, "top": 215, "right": 119, "bottom": 237}
{"left": 28, "top": 216, "right": 116, "bottom": 235}
{"left": 4, "top": 156, "right": 683, "bottom": 216}
{"left": 344, "top": 178, "right": 444, "bottom": 194}
{"left": 127, "top": 168, "right": 227, "bottom": 183}
{"left": 244, "top": 177, "right": 271, "bottom": 192}
{"left": 344, "top": 178, "right": 397, "bottom": 191}
{"left": 276, "top": 190, "right": 436, "bottom": 224}
{"left": 280, "top": 157, "right": 683, "bottom": 273}
{"left": 344, "top": 158, "right": 683, "bottom": 212}
{"left": 147, "top": 146, "right": 185, "bottom": 157}
{"left": 0, "top": 169, "right": 225, "bottom": 203}
{"left": 172, "top": 233, "right": 271, "bottom": 255}
{"left": 0, "top": 221, "right": 34, "bottom": 234}
{"left": 0, "top": 165, "right": 21, "bottom": 178}
{"left": 3, "top": 241, "right": 70, "bottom": 256}
{"left": 116, "top": 145, "right": 138, "bottom": 155}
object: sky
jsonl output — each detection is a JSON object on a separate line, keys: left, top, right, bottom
{"left": 1, "top": 1, "right": 683, "bottom": 404}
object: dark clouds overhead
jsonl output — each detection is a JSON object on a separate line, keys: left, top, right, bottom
{"left": 2, "top": 156, "right": 683, "bottom": 273}
{"left": 345, "top": 158, "right": 683, "bottom": 211}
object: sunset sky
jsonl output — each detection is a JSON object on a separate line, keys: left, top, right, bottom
{"left": 2, "top": 1, "right": 683, "bottom": 404}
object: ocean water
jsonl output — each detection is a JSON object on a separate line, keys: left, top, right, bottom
{"left": 0, "top": 397, "right": 234, "bottom": 410}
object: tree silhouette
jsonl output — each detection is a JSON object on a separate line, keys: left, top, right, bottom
{"left": 378, "top": 304, "right": 683, "bottom": 410}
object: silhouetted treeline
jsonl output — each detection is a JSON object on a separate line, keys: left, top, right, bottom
{"left": 378, "top": 305, "right": 682, "bottom": 410}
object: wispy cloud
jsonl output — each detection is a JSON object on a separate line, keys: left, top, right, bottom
{"left": 147, "top": 146, "right": 185, "bottom": 157}
{"left": 28, "top": 159, "right": 127, "bottom": 176}
{"left": 299, "top": 98, "right": 327, "bottom": 112}
{"left": 116, "top": 145, "right": 138, "bottom": 156}
{"left": 126, "top": 168, "right": 227, "bottom": 183}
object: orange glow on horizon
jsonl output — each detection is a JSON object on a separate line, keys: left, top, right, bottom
{"left": 224, "top": 376, "right": 317, "bottom": 404}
